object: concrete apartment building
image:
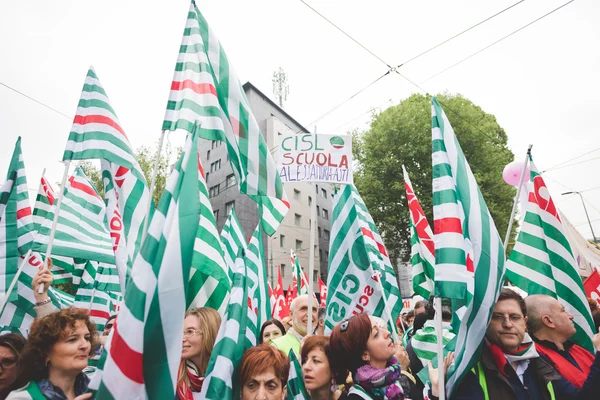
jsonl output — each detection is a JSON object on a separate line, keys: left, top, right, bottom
{"left": 198, "top": 82, "right": 333, "bottom": 291}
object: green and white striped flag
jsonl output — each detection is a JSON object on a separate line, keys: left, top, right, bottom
{"left": 32, "top": 167, "right": 116, "bottom": 264}
{"left": 403, "top": 166, "right": 435, "bottom": 299}
{"left": 506, "top": 157, "right": 595, "bottom": 350}
{"left": 247, "top": 224, "right": 272, "bottom": 343}
{"left": 291, "top": 250, "right": 309, "bottom": 296}
{"left": 325, "top": 184, "right": 402, "bottom": 333}
{"left": 93, "top": 126, "right": 201, "bottom": 399}
{"left": 431, "top": 97, "right": 506, "bottom": 395}
{"left": 63, "top": 67, "right": 146, "bottom": 184}
{"left": 286, "top": 350, "right": 310, "bottom": 400}
{"left": 0, "top": 171, "right": 16, "bottom": 224}
{"left": 73, "top": 260, "right": 118, "bottom": 332}
{"left": 163, "top": 0, "right": 289, "bottom": 235}
{"left": 411, "top": 320, "right": 455, "bottom": 368}
{"left": 186, "top": 152, "right": 230, "bottom": 314}
{"left": 221, "top": 209, "right": 246, "bottom": 279}
{"left": 200, "top": 252, "right": 249, "bottom": 399}
{"left": 1, "top": 137, "right": 36, "bottom": 302}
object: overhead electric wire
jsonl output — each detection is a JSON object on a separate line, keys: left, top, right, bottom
{"left": 543, "top": 156, "right": 600, "bottom": 172}
{"left": 419, "top": 0, "right": 576, "bottom": 85}
{"left": 0, "top": 80, "right": 72, "bottom": 120}
{"left": 396, "top": 0, "right": 525, "bottom": 68}
{"left": 298, "top": 0, "right": 392, "bottom": 69}
{"left": 543, "top": 147, "right": 600, "bottom": 172}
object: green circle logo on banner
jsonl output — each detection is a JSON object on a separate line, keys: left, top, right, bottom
{"left": 330, "top": 136, "right": 345, "bottom": 149}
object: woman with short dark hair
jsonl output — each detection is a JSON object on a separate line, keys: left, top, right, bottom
{"left": 259, "top": 319, "right": 286, "bottom": 344}
{"left": 7, "top": 309, "right": 98, "bottom": 400}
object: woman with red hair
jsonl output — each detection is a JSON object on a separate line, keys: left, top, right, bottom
{"left": 239, "top": 344, "right": 290, "bottom": 400}
{"left": 329, "top": 313, "right": 408, "bottom": 399}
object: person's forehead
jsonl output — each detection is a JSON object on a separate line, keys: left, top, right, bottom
{"left": 248, "top": 370, "right": 280, "bottom": 384}
{"left": 0, "top": 346, "right": 16, "bottom": 358}
{"left": 494, "top": 299, "right": 523, "bottom": 314}
{"left": 263, "top": 324, "right": 280, "bottom": 333}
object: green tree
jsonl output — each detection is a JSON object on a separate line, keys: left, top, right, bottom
{"left": 353, "top": 93, "right": 517, "bottom": 264}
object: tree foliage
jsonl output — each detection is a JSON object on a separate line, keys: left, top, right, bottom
{"left": 353, "top": 93, "right": 517, "bottom": 264}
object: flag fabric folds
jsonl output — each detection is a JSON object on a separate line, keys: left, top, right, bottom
{"left": 185, "top": 156, "right": 230, "bottom": 314}
{"left": 318, "top": 276, "right": 327, "bottom": 307}
{"left": 246, "top": 224, "right": 272, "bottom": 345}
{"left": 506, "top": 157, "right": 595, "bottom": 350}
{"left": 32, "top": 167, "right": 116, "bottom": 264}
{"left": 162, "top": 0, "right": 289, "bottom": 235}
{"left": 403, "top": 166, "right": 435, "bottom": 299}
{"left": 324, "top": 184, "right": 402, "bottom": 333}
{"left": 93, "top": 126, "right": 201, "bottom": 399}
{"left": 200, "top": 253, "right": 249, "bottom": 399}
{"left": 291, "top": 250, "right": 309, "bottom": 296}
{"left": 431, "top": 97, "right": 506, "bottom": 395}
{"left": 273, "top": 265, "right": 289, "bottom": 319}
{"left": 286, "top": 350, "right": 311, "bottom": 399}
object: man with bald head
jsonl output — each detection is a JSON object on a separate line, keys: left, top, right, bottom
{"left": 272, "top": 294, "right": 318, "bottom": 358}
{"left": 526, "top": 294, "right": 600, "bottom": 394}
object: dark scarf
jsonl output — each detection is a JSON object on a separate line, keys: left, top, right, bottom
{"left": 353, "top": 356, "right": 404, "bottom": 399}
{"left": 177, "top": 360, "right": 204, "bottom": 400}
{"left": 535, "top": 341, "right": 593, "bottom": 388}
{"left": 36, "top": 373, "right": 89, "bottom": 400}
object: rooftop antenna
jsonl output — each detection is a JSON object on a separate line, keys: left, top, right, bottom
{"left": 272, "top": 67, "right": 289, "bottom": 108}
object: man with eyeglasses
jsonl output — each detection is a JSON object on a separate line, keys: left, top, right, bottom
{"left": 525, "top": 295, "right": 600, "bottom": 397}
{"left": 449, "top": 288, "right": 561, "bottom": 399}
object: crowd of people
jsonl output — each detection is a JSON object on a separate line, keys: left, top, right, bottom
{"left": 0, "top": 269, "right": 600, "bottom": 399}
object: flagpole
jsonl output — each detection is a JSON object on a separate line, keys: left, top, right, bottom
{"left": 39, "top": 160, "right": 71, "bottom": 294}
{"left": 434, "top": 297, "right": 446, "bottom": 400}
{"left": 503, "top": 145, "right": 533, "bottom": 249}
{"left": 307, "top": 183, "right": 317, "bottom": 336}
{"left": 142, "top": 130, "right": 166, "bottom": 242}
{"left": 88, "top": 287, "right": 97, "bottom": 314}
{"left": 0, "top": 249, "right": 33, "bottom": 317}
{"left": 375, "top": 277, "right": 400, "bottom": 343}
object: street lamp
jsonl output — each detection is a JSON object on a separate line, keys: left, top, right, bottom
{"left": 270, "top": 236, "right": 278, "bottom": 287}
{"left": 562, "top": 191, "right": 597, "bottom": 243}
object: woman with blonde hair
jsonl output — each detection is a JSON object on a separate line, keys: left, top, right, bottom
{"left": 176, "top": 307, "right": 221, "bottom": 400}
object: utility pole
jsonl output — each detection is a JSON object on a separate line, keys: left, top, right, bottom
{"left": 272, "top": 67, "right": 289, "bottom": 109}
{"left": 562, "top": 191, "right": 597, "bottom": 243}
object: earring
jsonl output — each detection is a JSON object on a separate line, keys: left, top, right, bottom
{"left": 330, "top": 378, "right": 337, "bottom": 393}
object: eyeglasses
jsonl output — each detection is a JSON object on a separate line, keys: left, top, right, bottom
{"left": 104, "top": 323, "right": 114, "bottom": 331}
{"left": 490, "top": 313, "right": 524, "bottom": 324}
{"left": 0, "top": 358, "right": 17, "bottom": 371}
{"left": 183, "top": 328, "right": 202, "bottom": 338}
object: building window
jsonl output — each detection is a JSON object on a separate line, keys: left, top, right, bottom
{"left": 294, "top": 214, "right": 301, "bottom": 227}
{"left": 308, "top": 196, "right": 312, "bottom": 206}
{"left": 322, "top": 208, "right": 329, "bottom": 220}
{"left": 324, "top": 229, "right": 330, "bottom": 240}
{"left": 294, "top": 189, "right": 301, "bottom": 201}
{"left": 205, "top": 172, "right": 209, "bottom": 183}
{"left": 213, "top": 209, "right": 219, "bottom": 220}
{"left": 321, "top": 188, "right": 327, "bottom": 198}
{"left": 211, "top": 140, "right": 220, "bottom": 149}
{"left": 207, "top": 150, "right": 210, "bottom": 160}
{"left": 319, "top": 249, "right": 323, "bottom": 259}
{"left": 325, "top": 251, "right": 329, "bottom": 261}
{"left": 296, "top": 240, "right": 303, "bottom": 250}
{"left": 210, "top": 159, "right": 221, "bottom": 172}
{"left": 226, "top": 174, "right": 236, "bottom": 188}
{"left": 317, "top": 205, "right": 320, "bottom": 216}
{"left": 209, "top": 184, "right": 220, "bottom": 198}
{"left": 280, "top": 235, "right": 285, "bottom": 248}
{"left": 318, "top": 227, "right": 322, "bottom": 238}
{"left": 281, "top": 264, "right": 286, "bottom": 277}
{"left": 225, "top": 201, "right": 235, "bottom": 215}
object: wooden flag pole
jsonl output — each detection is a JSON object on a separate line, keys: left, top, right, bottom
{"left": 434, "top": 297, "right": 446, "bottom": 400}
{"left": 39, "top": 161, "right": 71, "bottom": 294}
{"left": 142, "top": 130, "right": 166, "bottom": 242}
{"left": 503, "top": 145, "right": 533, "bottom": 250}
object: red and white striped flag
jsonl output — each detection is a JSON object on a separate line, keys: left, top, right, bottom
{"left": 272, "top": 265, "right": 288, "bottom": 319}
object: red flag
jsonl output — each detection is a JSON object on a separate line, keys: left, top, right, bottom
{"left": 291, "top": 277, "right": 298, "bottom": 298}
{"left": 318, "top": 276, "right": 327, "bottom": 307}
{"left": 272, "top": 265, "right": 289, "bottom": 319}
{"left": 584, "top": 269, "right": 600, "bottom": 306}
{"left": 286, "top": 284, "right": 295, "bottom": 308}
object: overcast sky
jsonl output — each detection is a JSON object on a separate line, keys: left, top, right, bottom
{"left": 1, "top": 0, "right": 599, "bottom": 240}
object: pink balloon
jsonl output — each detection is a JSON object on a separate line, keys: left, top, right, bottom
{"left": 503, "top": 161, "right": 529, "bottom": 186}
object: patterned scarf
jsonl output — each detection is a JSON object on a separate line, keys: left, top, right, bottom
{"left": 353, "top": 356, "right": 405, "bottom": 400}
{"left": 176, "top": 360, "right": 204, "bottom": 400}
{"left": 486, "top": 334, "right": 539, "bottom": 376}
{"left": 36, "top": 373, "right": 89, "bottom": 400}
